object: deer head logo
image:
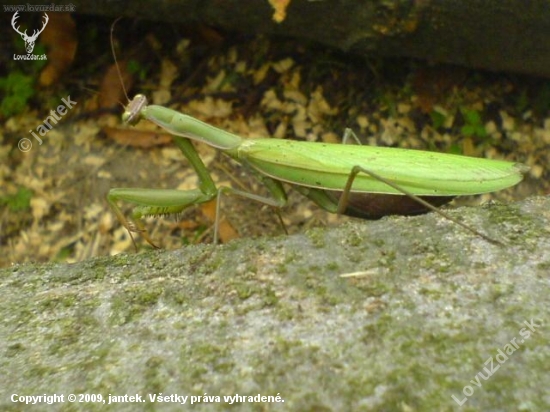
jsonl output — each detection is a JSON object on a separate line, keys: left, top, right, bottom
{"left": 11, "top": 12, "right": 49, "bottom": 54}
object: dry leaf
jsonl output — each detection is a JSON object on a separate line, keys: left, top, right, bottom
{"left": 99, "top": 62, "right": 133, "bottom": 110}
{"left": 152, "top": 59, "right": 178, "bottom": 105}
{"left": 268, "top": 0, "right": 292, "bottom": 23}
{"left": 412, "top": 65, "right": 467, "bottom": 113}
{"left": 103, "top": 127, "right": 173, "bottom": 148}
{"left": 200, "top": 199, "right": 239, "bottom": 243}
{"left": 38, "top": 13, "right": 77, "bottom": 86}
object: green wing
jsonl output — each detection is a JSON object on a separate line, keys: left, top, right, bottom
{"left": 236, "top": 139, "right": 528, "bottom": 196}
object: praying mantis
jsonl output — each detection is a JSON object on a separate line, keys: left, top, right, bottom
{"left": 107, "top": 22, "right": 528, "bottom": 248}
{"left": 107, "top": 92, "right": 528, "bottom": 247}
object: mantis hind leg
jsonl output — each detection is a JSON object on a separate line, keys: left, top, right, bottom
{"left": 336, "top": 164, "right": 502, "bottom": 245}
{"left": 342, "top": 128, "right": 362, "bottom": 145}
{"left": 339, "top": 129, "right": 456, "bottom": 218}
{"left": 303, "top": 128, "right": 501, "bottom": 245}
{"left": 336, "top": 165, "right": 455, "bottom": 217}
{"left": 302, "top": 128, "right": 453, "bottom": 218}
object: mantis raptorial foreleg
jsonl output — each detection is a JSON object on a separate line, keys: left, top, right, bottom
{"left": 108, "top": 128, "right": 288, "bottom": 247}
{"left": 107, "top": 136, "right": 216, "bottom": 248}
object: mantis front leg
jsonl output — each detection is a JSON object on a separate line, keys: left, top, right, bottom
{"left": 107, "top": 187, "right": 213, "bottom": 248}
{"left": 107, "top": 136, "right": 217, "bottom": 248}
{"left": 108, "top": 135, "right": 288, "bottom": 247}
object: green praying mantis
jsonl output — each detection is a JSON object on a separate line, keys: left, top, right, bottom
{"left": 107, "top": 26, "right": 528, "bottom": 248}
{"left": 107, "top": 93, "right": 528, "bottom": 247}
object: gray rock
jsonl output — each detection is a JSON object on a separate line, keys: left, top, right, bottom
{"left": 1, "top": 196, "right": 549, "bottom": 411}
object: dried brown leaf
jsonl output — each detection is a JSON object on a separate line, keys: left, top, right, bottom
{"left": 269, "top": 0, "right": 292, "bottom": 23}
{"left": 99, "top": 62, "right": 133, "bottom": 110}
{"left": 38, "top": 13, "right": 77, "bottom": 86}
{"left": 103, "top": 127, "right": 172, "bottom": 148}
{"left": 412, "top": 65, "right": 467, "bottom": 113}
{"left": 200, "top": 199, "right": 239, "bottom": 243}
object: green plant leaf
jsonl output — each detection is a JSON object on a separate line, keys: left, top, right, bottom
{"left": 0, "top": 187, "right": 33, "bottom": 212}
{"left": 460, "top": 107, "right": 487, "bottom": 139}
{"left": 430, "top": 110, "right": 447, "bottom": 129}
{"left": 0, "top": 71, "right": 35, "bottom": 117}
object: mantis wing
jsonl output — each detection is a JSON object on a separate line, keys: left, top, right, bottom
{"left": 235, "top": 139, "right": 528, "bottom": 196}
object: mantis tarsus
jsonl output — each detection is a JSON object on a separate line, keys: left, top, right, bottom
{"left": 107, "top": 93, "right": 528, "bottom": 247}
{"left": 107, "top": 21, "right": 528, "bottom": 248}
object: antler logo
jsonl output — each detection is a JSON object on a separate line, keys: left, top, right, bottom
{"left": 11, "top": 11, "right": 49, "bottom": 54}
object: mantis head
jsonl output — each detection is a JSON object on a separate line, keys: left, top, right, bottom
{"left": 123, "top": 94, "right": 148, "bottom": 125}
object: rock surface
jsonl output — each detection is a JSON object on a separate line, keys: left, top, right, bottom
{"left": 1, "top": 196, "right": 549, "bottom": 411}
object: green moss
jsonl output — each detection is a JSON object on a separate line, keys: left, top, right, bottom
{"left": 243, "top": 262, "right": 258, "bottom": 275}
{"left": 203, "top": 255, "right": 224, "bottom": 273}
{"left": 78, "top": 342, "right": 112, "bottom": 373}
{"left": 275, "top": 262, "right": 289, "bottom": 274}
{"left": 536, "top": 261, "right": 550, "bottom": 270}
{"left": 24, "top": 363, "right": 56, "bottom": 379}
{"left": 488, "top": 282, "right": 515, "bottom": 302}
{"left": 325, "top": 261, "right": 339, "bottom": 271}
{"left": 305, "top": 227, "right": 326, "bottom": 248}
{"left": 485, "top": 202, "right": 543, "bottom": 247}
{"left": 163, "top": 284, "right": 192, "bottom": 305}
{"left": 275, "top": 304, "right": 297, "bottom": 321}
{"left": 233, "top": 281, "right": 255, "bottom": 300}
{"left": 36, "top": 293, "right": 78, "bottom": 311}
{"left": 377, "top": 248, "right": 396, "bottom": 267}
{"left": 260, "top": 286, "right": 278, "bottom": 307}
{"left": 344, "top": 229, "right": 363, "bottom": 247}
{"left": 180, "top": 342, "right": 234, "bottom": 380}
{"left": 47, "top": 326, "right": 81, "bottom": 355}
{"left": 109, "top": 285, "right": 164, "bottom": 325}
{"left": 271, "top": 336, "right": 304, "bottom": 355}
{"left": 143, "top": 356, "right": 166, "bottom": 394}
